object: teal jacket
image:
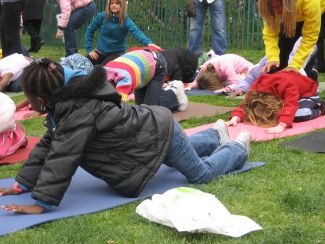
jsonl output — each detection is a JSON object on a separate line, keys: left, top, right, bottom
{"left": 85, "top": 12, "right": 152, "bottom": 55}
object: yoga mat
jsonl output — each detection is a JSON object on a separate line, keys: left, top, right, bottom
{"left": 185, "top": 116, "right": 325, "bottom": 141}
{"left": 0, "top": 162, "right": 265, "bottom": 236}
{"left": 185, "top": 89, "right": 223, "bottom": 96}
{"left": 0, "top": 137, "right": 40, "bottom": 164}
{"left": 281, "top": 131, "right": 325, "bottom": 153}
{"left": 173, "top": 102, "right": 235, "bottom": 122}
{"left": 14, "top": 107, "right": 46, "bottom": 121}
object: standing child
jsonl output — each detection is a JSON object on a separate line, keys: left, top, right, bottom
{"left": 104, "top": 49, "right": 188, "bottom": 112}
{"left": 227, "top": 71, "right": 325, "bottom": 134}
{"left": 188, "top": 54, "right": 253, "bottom": 92}
{"left": 0, "top": 59, "right": 251, "bottom": 214}
{"left": 85, "top": 0, "right": 160, "bottom": 65}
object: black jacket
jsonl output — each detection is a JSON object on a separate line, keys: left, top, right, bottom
{"left": 16, "top": 66, "right": 174, "bottom": 206}
{"left": 161, "top": 48, "right": 198, "bottom": 82}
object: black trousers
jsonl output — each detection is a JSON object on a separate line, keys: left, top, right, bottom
{"left": 23, "top": 19, "right": 42, "bottom": 51}
{"left": 0, "top": 1, "right": 24, "bottom": 57}
{"left": 316, "top": 13, "right": 325, "bottom": 70}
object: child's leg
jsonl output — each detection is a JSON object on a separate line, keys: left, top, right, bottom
{"left": 163, "top": 121, "right": 248, "bottom": 184}
{"left": 134, "top": 87, "right": 146, "bottom": 105}
{"left": 294, "top": 95, "right": 322, "bottom": 122}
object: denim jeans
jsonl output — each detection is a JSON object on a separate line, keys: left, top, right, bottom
{"left": 164, "top": 121, "right": 247, "bottom": 184}
{"left": 64, "top": 2, "right": 96, "bottom": 57}
{"left": 135, "top": 52, "right": 179, "bottom": 111}
{"left": 188, "top": 0, "right": 227, "bottom": 56}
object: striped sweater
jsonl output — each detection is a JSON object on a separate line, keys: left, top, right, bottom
{"left": 104, "top": 50, "right": 156, "bottom": 100}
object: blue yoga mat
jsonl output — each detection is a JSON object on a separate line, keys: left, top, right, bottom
{"left": 185, "top": 89, "right": 225, "bottom": 96}
{"left": 0, "top": 162, "right": 266, "bottom": 236}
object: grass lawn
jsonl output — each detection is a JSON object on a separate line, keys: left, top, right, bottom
{"left": 1, "top": 39, "right": 325, "bottom": 243}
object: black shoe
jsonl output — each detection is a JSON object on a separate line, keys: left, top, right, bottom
{"left": 320, "top": 101, "right": 325, "bottom": 115}
{"left": 29, "top": 41, "right": 45, "bottom": 53}
{"left": 315, "top": 64, "right": 325, "bottom": 73}
{"left": 308, "top": 68, "right": 319, "bottom": 82}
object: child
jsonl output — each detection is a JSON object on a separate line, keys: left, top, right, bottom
{"left": 227, "top": 71, "right": 325, "bottom": 134}
{"left": 0, "top": 59, "right": 251, "bottom": 214}
{"left": 0, "top": 92, "right": 27, "bottom": 158}
{"left": 56, "top": 0, "right": 96, "bottom": 57}
{"left": 104, "top": 49, "right": 188, "bottom": 112}
{"left": 85, "top": 0, "right": 160, "bottom": 65}
{"left": 0, "top": 53, "right": 32, "bottom": 92}
{"left": 188, "top": 54, "right": 253, "bottom": 92}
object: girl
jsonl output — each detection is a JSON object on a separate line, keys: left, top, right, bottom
{"left": 104, "top": 49, "right": 188, "bottom": 112}
{"left": 56, "top": 0, "right": 96, "bottom": 57}
{"left": 0, "top": 58, "right": 251, "bottom": 214}
{"left": 0, "top": 92, "right": 27, "bottom": 159}
{"left": 188, "top": 54, "right": 253, "bottom": 92}
{"left": 227, "top": 71, "right": 325, "bottom": 134}
{"left": 257, "top": 0, "right": 325, "bottom": 75}
{"left": 85, "top": 0, "right": 161, "bottom": 65}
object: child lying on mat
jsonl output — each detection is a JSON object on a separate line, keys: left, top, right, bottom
{"left": 187, "top": 54, "right": 253, "bottom": 92}
{"left": 226, "top": 71, "right": 325, "bottom": 134}
{"left": 0, "top": 58, "right": 251, "bottom": 214}
{"left": 104, "top": 49, "right": 188, "bottom": 112}
{"left": 0, "top": 92, "right": 27, "bottom": 158}
{"left": 0, "top": 53, "right": 32, "bottom": 92}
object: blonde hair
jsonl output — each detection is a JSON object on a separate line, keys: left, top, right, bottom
{"left": 197, "top": 64, "right": 224, "bottom": 91}
{"left": 105, "top": 0, "right": 127, "bottom": 26}
{"left": 243, "top": 90, "right": 283, "bottom": 127}
{"left": 258, "top": 0, "right": 296, "bottom": 38}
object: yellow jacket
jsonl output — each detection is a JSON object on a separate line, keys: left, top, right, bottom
{"left": 263, "top": 0, "right": 325, "bottom": 70}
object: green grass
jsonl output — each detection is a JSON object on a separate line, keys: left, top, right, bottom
{"left": 1, "top": 43, "right": 325, "bottom": 243}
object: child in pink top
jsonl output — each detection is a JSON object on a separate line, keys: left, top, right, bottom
{"left": 189, "top": 54, "right": 253, "bottom": 92}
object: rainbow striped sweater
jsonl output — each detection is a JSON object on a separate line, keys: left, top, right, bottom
{"left": 104, "top": 50, "right": 156, "bottom": 100}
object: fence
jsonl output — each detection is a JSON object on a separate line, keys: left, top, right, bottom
{"left": 41, "top": 0, "right": 264, "bottom": 50}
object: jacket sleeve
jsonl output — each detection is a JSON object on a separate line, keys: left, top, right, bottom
{"left": 262, "top": 17, "right": 281, "bottom": 63}
{"left": 85, "top": 13, "right": 102, "bottom": 53}
{"left": 230, "top": 103, "right": 246, "bottom": 121}
{"left": 57, "top": 0, "right": 72, "bottom": 29}
{"left": 15, "top": 130, "right": 54, "bottom": 190}
{"left": 125, "top": 17, "right": 152, "bottom": 45}
{"left": 30, "top": 106, "right": 96, "bottom": 206}
{"left": 289, "top": 0, "right": 321, "bottom": 70}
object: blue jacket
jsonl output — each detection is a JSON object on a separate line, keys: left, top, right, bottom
{"left": 85, "top": 12, "right": 152, "bottom": 55}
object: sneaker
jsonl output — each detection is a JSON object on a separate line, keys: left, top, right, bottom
{"left": 308, "top": 68, "right": 319, "bottom": 82}
{"left": 166, "top": 80, "right": 189, "bottom": 112}
{"left": 213, "top": 119, "right": 231, "bottom": 145}
{"left": 235, "top": 130, "right": 252, "bottom": 153}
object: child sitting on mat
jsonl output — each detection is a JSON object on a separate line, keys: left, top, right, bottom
{"left": 104, "top": 49, "right": 188, "bottom": 112}
{"left": 0, "top": 92, "right": 27, "bottom": 159}
{"left": 187, "top": 54, "right": 253, "bottom": 92}
{"left": 226, "top": 71, "right": 325, "bottom": 134}
{"left": 0, "top": 58, "right": 251, "bottom": 214}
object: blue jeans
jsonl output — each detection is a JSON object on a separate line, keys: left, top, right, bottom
{"left": 188, "top": 0, "right": 227, "bottom": 56}
{"left": 164, "top": 121, "right": 247, "bottom": 183}
{"left": 64, "top": 2, "right": 96, "bottom": 57}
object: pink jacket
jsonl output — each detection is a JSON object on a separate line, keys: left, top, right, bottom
{"left": 199, "top": 54, "right": 253, "bottom": 87}
{"left": 57, "top": 0, "right": 93, "bottom": 28}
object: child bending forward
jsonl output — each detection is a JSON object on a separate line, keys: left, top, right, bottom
{"left": 0, "top": 59, "right": 251, "bottom": 214}
{"left": 227, "top": 71, "right": 325, "bottom": 134}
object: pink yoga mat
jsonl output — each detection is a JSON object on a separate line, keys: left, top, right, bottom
{"left": 185, "top": 116, "right": 325, "bottom": 141}
{"left": 0, "top": 136, "right": 40, "bottom": 164}
{"left": 14, "top": 107, "right": 46, "bottom": 121}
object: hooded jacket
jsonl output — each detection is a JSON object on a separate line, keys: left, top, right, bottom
{"left": 15, "top": 66, "right": 174, "bottom": 206}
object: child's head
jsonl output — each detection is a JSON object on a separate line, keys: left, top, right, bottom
{"left": 106, "top": 0, "right": 127, "bottom": 25}
{"left": 20, "top": 58, "right": 64, "bottom": 113}
{"left": 196, "top": 64, "right": 224, "bottom": 91}
{"left": 257, "top": 0, "right": 296, "bottom": 38}
{"left": 243, "top": 90, "right": 283, "bottom": 127}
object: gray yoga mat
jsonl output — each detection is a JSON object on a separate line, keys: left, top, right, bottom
{"left": 281, "top": 131, "right": 325, "bottom": 153}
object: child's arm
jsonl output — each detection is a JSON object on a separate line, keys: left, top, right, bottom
{"left": 265, "top": 122, "right": 288, "bottom": 134}
{"left": 15, "top": 98, "right": 30, "bottom": 110}
{"left": 0, "top": 73, "right": 13, "bottom": 91}
{"left": 225, "top": 116, "right": 241, "bottom": 126}
{"left": 126, "top": 17, "right": 153, "bottom": 46}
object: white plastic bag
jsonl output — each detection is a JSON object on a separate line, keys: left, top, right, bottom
{"left": 136, "top": 187, "right": 262, "bottom": 238}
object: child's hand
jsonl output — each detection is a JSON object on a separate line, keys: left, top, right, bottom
{"left": 128, "top": 94, "right": 135, "bottom": 101}
{"left": 148, "top": 43, "right": 162, "bottom": 52}
{"left": 225, "top": 116, "right": 241, "bottom": 126}
{"left": 23, "top": 111, "right": 41, "bottom": 119}
{"left": 265, "top": 124, "right": 286, "bottom": 134}
{"left": 1, "top": 204, "right": 44, "bottom": 214}
{"left": 0, "top": 187, "right": 20, "bottom": 196}
{"left": 228, "top": 89, "right": 244, "bottom": 98}
{"left": 184, "top": 83, "right": 193, "bottom": 91}
{"left": 89, "top": 50, "right": 99, "bottom": 60}
{"left": 260, "top": 61, "right": 279, "bottom": 74}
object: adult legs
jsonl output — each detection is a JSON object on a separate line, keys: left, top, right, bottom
{"left": 23, "top": 19, "right": 42, "bottom": 52}
{"left": 316, "top": 13, "right": 325, "bottom": 72}
{"left": 209, "top": 0, "right": 227, "bottom": 55}
{"left": 64, "top": 2, "right": 96, "bottom": 56}
{"left": 164, "top": 121, "right": 248, "bottom": 184}
{"left": 188, "top": 0, "right": 207, "bottom": 56}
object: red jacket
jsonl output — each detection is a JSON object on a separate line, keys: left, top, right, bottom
{"left": 231, "top": 71, "right": 318, "bottom": 126}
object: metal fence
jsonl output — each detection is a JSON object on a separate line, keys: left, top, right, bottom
{"left": 41, "top": 0, "right": 264, "bottom": 50}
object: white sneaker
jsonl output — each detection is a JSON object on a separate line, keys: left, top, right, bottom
{"left": 213, "top": 119, "right": 231, "bottom": 145}
{"left": 167, "top": 80, "right": 189, "bottom": 112}
{"left": 235, "top": 130, "right": 251, "bottom": 153}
